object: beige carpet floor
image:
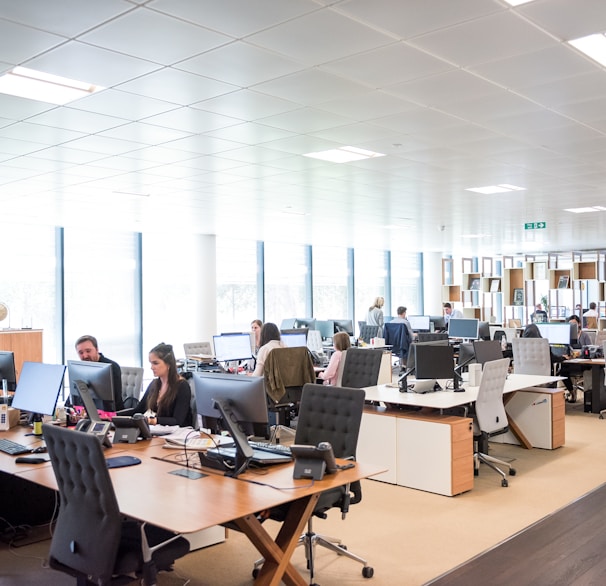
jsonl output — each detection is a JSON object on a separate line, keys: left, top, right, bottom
{"left": 2, "top": 402, "right": 604, "bottom": 586}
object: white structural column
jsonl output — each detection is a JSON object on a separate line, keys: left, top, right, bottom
{"left": 423, "top": 252, "right": 443, "bottom": 316}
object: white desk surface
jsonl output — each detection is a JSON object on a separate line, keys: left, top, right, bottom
{"left": 364, "top": 373, "right": 563, "bottom": 409}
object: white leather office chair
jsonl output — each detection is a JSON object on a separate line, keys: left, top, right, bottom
{"left": 473, "top": 357, "right": 515, "bottom": 487}
{"left": 511, "top": 337, "right": 551, "bottom": 376}
{"left": 306, "top": 329, "right": 324, "bottom": 356}
{"left": 183, "top": 342, "right": 213, "bottom": 370}
{"left": 121, "top": 365, "right": 144, "bottom": 409}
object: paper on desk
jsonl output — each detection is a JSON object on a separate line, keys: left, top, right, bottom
{"left": 149, "top": 424, "right": 181, "bottom": 437}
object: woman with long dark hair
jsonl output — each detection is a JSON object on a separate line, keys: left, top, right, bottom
{"left": 133, "top": 342, "right": 192, "bottom": 427}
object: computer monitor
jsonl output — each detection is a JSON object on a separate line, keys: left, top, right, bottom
{"left": 193, "top": 372, "right": 268, "bottom": 437}
{"left": 478, "top": 321, "right": 491, "bottom": 341}
{"left": 315, "top": 320, "right": 335, "bottom": 340}
{"left": 536, "top": 323, "right": 571, "bottom": 346}
{"left": 406, "top": 339, "right": 449, "bottom": 374}
{"left": 456, "top": 342, "right": 476, "bottom": 372}
{"left": 281, "top": 332, "right": 308, "bottom": 348}
{"left": 408, "top": 315, "right": 430, "bottom": 332}
{"left": 67, "top": 360, "right": 116, "bottom": 412}
{"left": 11, "top": 361, "right": 66, "bottom": 417}
{"left": 569, "top": 322, "right": 579, "bottom": 345}
{"left": 448, "top": 318, "right": 479, "bottom": 340}
{"left": 331, "top": 319, "right": 354, "bottom": 336}
{"left": 415, "top": 344, "right": 456, "bottom": 381}
{"left": 213, "top": 333, "right": 253, "bottom": 362}
{"left": 0, "top": 350, "right": 17, "bottom": 392}
{"left": 473, "top": 340, "right": 505, "bottom": 366}
{"left": 429, "top": 315, "right": 446, "bottom": 331}
{"left": 280, "top": 318, "right": 297, "bottom": 329}
{"left": 294, "top": 317, "right": 316, "bottom": 330}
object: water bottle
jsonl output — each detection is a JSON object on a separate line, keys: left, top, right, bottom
{"left": 33, "top": 413, "right": 43, "bottom": 435}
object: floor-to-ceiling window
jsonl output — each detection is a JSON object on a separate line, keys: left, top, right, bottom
{"left": 312, "top": 245, "right": 349, "bottom": 320}
{"left": 391, "top": 251, "right": 423, "bottom": 316}
{"left": 216, "top": 237, "right": 259, "bottom": 334}
{"left": 354, "top": 248, "right": 388, "bottom": 330}
{"left": 0, "top": 223, "right": 59, "bottom": 362}
{"left": 63, "top": 228, "right": 140, "bottom": 367}
{"left": 263, "top": 242, "right": 308, "bottom": 325}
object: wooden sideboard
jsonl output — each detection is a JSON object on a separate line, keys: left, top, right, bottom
{"left": 0, "top": 329, "right": 43, "bottom": 380}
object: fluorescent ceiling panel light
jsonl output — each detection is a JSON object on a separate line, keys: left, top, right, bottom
{"left": 503, "top": 0, "right": 536, "bottom": 6}
{"left": 569, "top": 34, "right": 606, "bottom": 67}
{"left": 466, "top": 184, "right": 525, "bottom": 194}
{"left": 564, "top": 206, "right": 606, "bottom": 213}
{"left": 303, "top": 146, "right": 386, "bottom": 163}
{"left": 0, "top": 66, "right": 104, "bottom": 105}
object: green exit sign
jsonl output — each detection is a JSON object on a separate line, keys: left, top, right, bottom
{"left": 524, "top": 222, "right": 547, "bottom": 230}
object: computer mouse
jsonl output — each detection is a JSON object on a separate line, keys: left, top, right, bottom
{"left": 32, "top": 446, "right": 47, "bottom": 454}
{"left": 15, "top": 456, "right": 47, "bottom": 464}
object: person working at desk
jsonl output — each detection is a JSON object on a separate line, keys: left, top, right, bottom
{"left": 251, "top": 319, "right": 263, "bottom": 356}
{"left": 318, "top": 331, "right": 351, "bottom": 386}
{"left": 131, "top": 342, "right": 193, "bottom": 427}
{"left": 560, "top": 315, "right": 592, "bottom": 403}
{"left": 75, "top": 334, "right": 124, "bottom": 411}
{"left": 390, "top": 306, "right": 415, "bottom": 341}
{"left": 367, "top": 296, "right": 385, "bottom": 335}
{"left": 531, "top": 303, "right": 548, "bottom": 323}
{"left": 251, "top": 323, "right": 285, "bottom": 377}
{"left": 583, "top": 302, "right": 599, "bottom": 328}
{"left": 568, "top": 315, "right": 593, "bottom": 347}
{"left": 443, "top": 302, "right": 463, "bottom": 324}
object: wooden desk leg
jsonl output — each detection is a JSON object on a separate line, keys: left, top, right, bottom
{"left": 235, "top": 493, "right": 320, "bottom": 586}
{"left": 503, "top": 393, "right": 532, "bottom": 449}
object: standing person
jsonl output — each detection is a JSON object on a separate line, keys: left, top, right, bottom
{"left": 443, "top": 303, "right": 463, "bottom": 325}
{"left": 251, "top": 319, "right": 263, "bottom": 356}
{"left": 390, "top": 306, "right": 415, "bottom": 341}
{"left": 583, "top": 302, "right": 599, "bottom": 329}
{"left": 531, "top": 303, "right": 548, "bottom": 323}
{"left": 75, "top": 335, "right": 124, "bottom": 411}
{"left": 132, "top": 343, "right": 192, "bottom": 427}
{"left": 367, "top": 297, "right": 385, "bottom": 336}
{"left": 318, "top": 332, "right": 351, "bottom": 386}
{"left": 251, "top": 323, "right": 286, "bottom": 377}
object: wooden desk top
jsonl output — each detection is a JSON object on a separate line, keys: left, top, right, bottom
{"left": 3, "top": 426, "right": 384, "bottom": 535}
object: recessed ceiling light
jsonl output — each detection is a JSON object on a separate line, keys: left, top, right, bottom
{"left": 503, "top": 0, "right": 536, "bottom": 6}
{"left": 0, "top": 66, "right": 104, "bottom": 105}
{"left": 569, "top": 33, "right": 606, "bottom": 67}
{"left": 303, "top": 146, "right": 386, "bottom": 163}
{"left": 466, "top": 184, "right": 526, "bottom": 194}
{"left": 564, "top": 206, "right": 606, "bottom": 214}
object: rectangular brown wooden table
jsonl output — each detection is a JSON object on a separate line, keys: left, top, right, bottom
{"left": 3, "top": 426, "right": 383, "bottom": 586}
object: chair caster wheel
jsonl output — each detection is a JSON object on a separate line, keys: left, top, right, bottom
{"left": 362, "top": 566, "right": 374, "bottom": 578}
{"left": 252, "top": 568, "right": 259, "bottom": 579}
{"left": 338, "top": 544, "right": 348, "bottom": 553}
{"left": 501, "top": 479, "right": 509, "bottom": 487}
{"left": 509, "top": 468, "right": 516, "bottom": 476}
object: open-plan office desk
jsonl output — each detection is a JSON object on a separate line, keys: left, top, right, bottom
{"left": 1, "top": 427, "right": 383, "bottom": 586}
{"left": 563, "top": 357, "right": 606, "bottom": 413}
{"left": 358, "top": 374, "right": 563, "bottom": 497}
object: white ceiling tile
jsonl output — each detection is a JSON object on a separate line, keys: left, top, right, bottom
{"left": 27, "top": 107, "right": 127, "bottom": 134}
{"left": 98, "top": 122, "right": 193, "bottom": 145}
{"left": 317, "top": 91, "right": 419, "bottom": 121}
{"left": 0, "top": 122, "right": 85, "bottom": 145}
{"left": 194, "top": 90, "right": 299, "bottom": 121}
{"left": 24, "top": 41, "right": 162, "bottom": 88}
{"left": 175, "top": 42, "right": 304, "bottom": 87}
{"left": 71, "top": 89, "right": 178, "bottom": 120}
{"left": 116, "top": 68, "right": 237, "bottom": 105}
{"left": 79, "top": 8, "right": 231, "bottom": 65}
{"left": 257, "top": 108, "right": 353, "bottom": 134}
{"left": 143, "top": 107, "right": 243, "bottom": 134}
{"left": 203, "top": 122, "right": 295, "bottom": 146}
{"left": 247, "top": 9, "right": 393, "bottom": 65}
{"left": 0, "top": 19, "right": 65, "bottom": 65}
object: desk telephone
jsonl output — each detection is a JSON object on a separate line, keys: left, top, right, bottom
{"left": 310, "top": 351, "right": 325, "bottom": 366}
{"left": 291, "top": 441, "right": 343, "bottom": 480}
{"left": 75, "top": 419, "right": 112, "bottom": 448}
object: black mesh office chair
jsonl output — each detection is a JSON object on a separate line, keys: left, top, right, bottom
{"left": 358, "top": 324, "right": 380, "bottom": 344}
{"left": 339, "top": 347, "right": 384, "bottom": 388}
{"left": 256, "top": 383, "right": 373, "bottom": 583}
{"left": 43, "top": 423, "right": 189, "bottom": 586}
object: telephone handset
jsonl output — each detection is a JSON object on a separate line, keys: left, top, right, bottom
{"left": 75, "top": 419, "right": 112, "bottom": 448}
{"left": 291, "top": 441, "right": 338, "bottom": 480}
{"left": 111, "top": 413, "right": 152, "bottom": 444}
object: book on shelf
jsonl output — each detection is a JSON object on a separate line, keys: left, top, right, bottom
{"left": 490, "top": 279, "right": 500, "bottom": 293}
{"left": 557, "top": 275, "right": 569, "bottom": 289}
{"left": 469, "top": 278, "right": 480, "bottom": 291}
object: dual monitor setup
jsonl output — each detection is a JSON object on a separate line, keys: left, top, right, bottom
{"left": 280, "top": 318, "right": 354, "bottom": 339}
{"left": 1, "top": 352, "right": 120, "bottom": 432}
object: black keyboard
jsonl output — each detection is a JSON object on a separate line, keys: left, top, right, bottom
{"left": 248, "top": 441, "right": 292, "bottom": 456}
{"left": 0, "top": 438, "right": 32, "bottom": 456}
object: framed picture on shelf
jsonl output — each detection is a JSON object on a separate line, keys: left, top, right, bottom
{"left": 469, "top": 278, "right": 480, "bottom": 291}
{"left": 558, "top": 275, "right": 569, "bottom": 289}
{"left": 490, "top": 279, "right": 500, "bottom": 293}
{"left": 513, "top": 288, "right": 524, "bottom": 306}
